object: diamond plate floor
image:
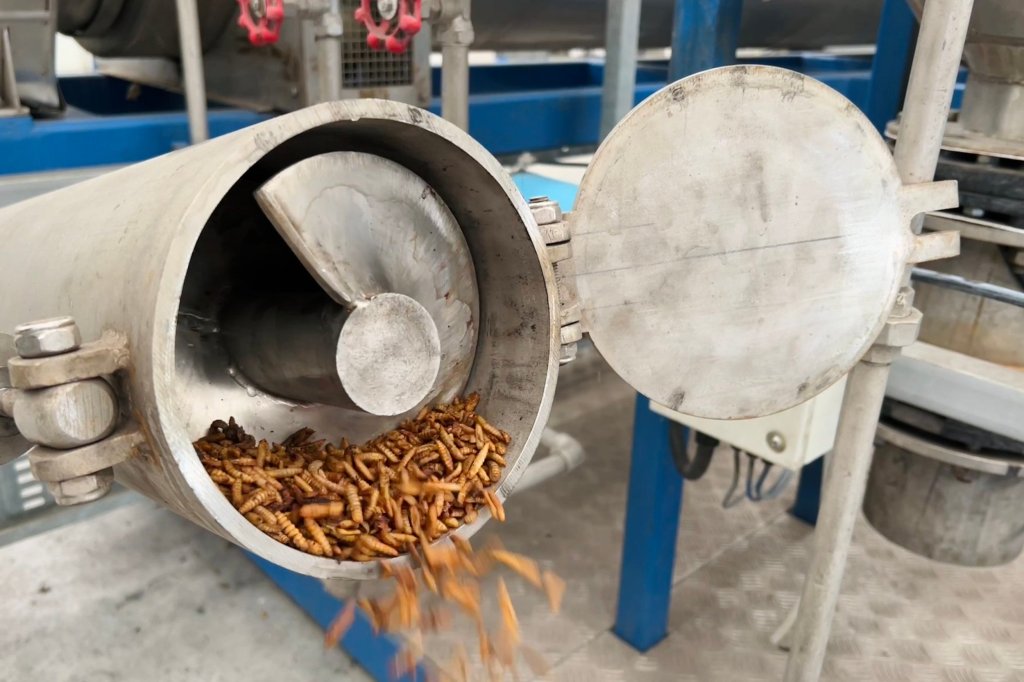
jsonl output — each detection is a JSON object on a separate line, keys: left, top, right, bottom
{"left": 415, "top": 365, "right": 1024, "bottom": 682}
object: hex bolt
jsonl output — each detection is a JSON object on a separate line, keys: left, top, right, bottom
{"left": 14, "top": 316, "right": 81, "bottom": 359}
{"left": 47, "top": 468, "right": 114, "bottom": 506}
{"left": 766, "top": 431, "right": 786, "bottom": 453}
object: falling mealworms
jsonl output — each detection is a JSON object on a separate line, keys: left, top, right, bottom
{"left": 195, "top": 395, "right": 564, "bottom": 679}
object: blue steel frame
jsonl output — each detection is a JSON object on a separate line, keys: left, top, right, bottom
{"left": 1, "top": 54, "right": 883, "bottom": 175}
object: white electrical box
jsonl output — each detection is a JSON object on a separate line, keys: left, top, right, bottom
{"left": 650, "top": 378, "right": 847, "bottom": 470}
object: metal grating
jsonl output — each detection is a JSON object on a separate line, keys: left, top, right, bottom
{"left": 341, "top": 0, "right": 413, "bottom": 89}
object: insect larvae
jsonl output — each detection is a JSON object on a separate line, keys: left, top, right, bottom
{"left": 299, "top": 501, "right": 345, "bottom": 519}
{"left": 231, "top": 478, "right": 244, "bottom": 507}
{"left": 274, "top": 512, "right": 310, "bottom": 551}
{"left": 238, "top": 488, "right": 275, "bottom": 514}
{"left": 467, "top": 443, "right": 491, "bottom": 479}
{"left": 345, "top": 484, "right": 364, "bottom": 524}
{"left": 304, "top": 518, "right": 332, "bottom": 555}
{"left": 359, "top": 534, "right": 400, "bottom": 557}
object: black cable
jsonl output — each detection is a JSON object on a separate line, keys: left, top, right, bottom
{"left": 668, "top": 424, "right": 718, "bottom": 481}
{"left": 722, "top": 447, "right": 745, "bottom": 509}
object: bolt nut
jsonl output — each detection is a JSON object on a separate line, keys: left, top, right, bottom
{"left": 529, "top": 196, "right": 563, "bottom": 226}
{"left": 14, "top": 317, "right": 81, "bottom": 359}
{"left": 48, "top": 468, "right": 114, "bottom": 506}
{"left": 560, "top": 322, "right": 583, "bottom": 345}
{"left": 766, "top": 431, "right": 786, "bottom": 453}
{"left": 874, "top": 308, "right": 922, "bottom": 348}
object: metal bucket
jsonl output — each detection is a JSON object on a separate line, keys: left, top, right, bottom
{"left": 865, "top": 421, "right": 1024, "bottom": 566}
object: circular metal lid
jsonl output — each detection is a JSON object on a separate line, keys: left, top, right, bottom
{"left": 571, "top": 65, "right": 918, "bottom": 419}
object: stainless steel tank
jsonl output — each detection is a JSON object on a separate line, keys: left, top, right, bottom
{"left": 59, "top": 0, "right": 885, "bottom": 56}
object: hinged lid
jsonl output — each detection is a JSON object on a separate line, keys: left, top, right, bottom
{"left": 570, "top": 65, "right": 958, "bottom": 419}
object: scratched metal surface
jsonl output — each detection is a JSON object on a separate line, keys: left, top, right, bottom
{"left": 411, "top": 358, "right": 1024, "bottom": 681}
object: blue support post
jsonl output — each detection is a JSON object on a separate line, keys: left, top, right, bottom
{"left": 790, "top": 455, "right": 825, "bottom": 526}
{"left": 668, "top": 0, "right": 744, "bottom": 79}
{"left": 613, "top": 0, "right": 742, "bottom": 653}
{"left": 863, "top": 0, "right": 919, "bottom": 132}
{"left": 247, "top": 553, "right": 428, "bottom": 682}
{"left": 613, "top": 395, "right": 685, "bottom": 651}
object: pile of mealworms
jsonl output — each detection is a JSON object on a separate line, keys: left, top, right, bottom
{"left": 194, "top": 393, "right": 511, "bottom": 561}
{"left": 325, "top": 535, "right": 566, "bottom": 681}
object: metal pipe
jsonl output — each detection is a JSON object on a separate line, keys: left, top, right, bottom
{"left": 911, "top": 267, "right": 1024, "bottom": 308}
{"left": 515, "top": 428, "right": 585, "bottom": 493}
{"left": 173, "top": 0, "right": 209, "bottom": 143}
{"left": 318, "top": 0, "right": 343, "bottom": 102}
{"left": 436, "top": 0, "right": 472, "bottom": 131}
{"left": 784, "top": 1, "right": 974, "bottom": 680}
{"left": 599, "top": 0, "right": 642, "bottom": 139}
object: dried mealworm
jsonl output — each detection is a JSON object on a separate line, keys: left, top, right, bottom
{"left": 238, "top": 488, "right": 275, "bottom": 514}
{"left": 345, "top": 484, "right": 363, "bottom": 524}
{"left": 267, "top": 467, "right": 304, "bottom": 478}
{"left": 230, "top": 478, "right": 244, "bottom": 506}
{"left": 299, "top": 501, "right": 344, "bottom": 519}
{"left": 304, "top": 518, "right": 332, "bottom": 555}
{"left": 274, "top": 512, "right": 310, "bottom": 551}
{"left": 467, "top": 443, "right": 491, "bottom": 479}
{"left": 496, "top": 577, "right": 519, "bottom": 640}
{"left": 542, "top": 570, "right": 566, "bottom": 614}
{"left": 358, "top": 534, "right": 399, "bottom": 557}
{"left": 484, "top": 490, "right": 505, "bottom": 522}
{"left": 491, "top": 549, "right": 542, "bottom": 589}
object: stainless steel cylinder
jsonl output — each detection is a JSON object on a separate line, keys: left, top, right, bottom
{"left": 0, "top": 100, "right": 560, "bottom": 579}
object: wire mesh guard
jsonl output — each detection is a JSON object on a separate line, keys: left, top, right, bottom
{"left": 342, "top": 0, "right": 413, "bottom": 89}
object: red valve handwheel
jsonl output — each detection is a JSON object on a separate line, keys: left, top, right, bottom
{"left": 354, "top": 0, "right": 422, "bottom": 54}
{"left": 237, "top": 0, "right": 285, "bottom": 46}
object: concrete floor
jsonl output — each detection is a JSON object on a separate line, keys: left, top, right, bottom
{"left": 3, "top": 356, "right": 1024, "bottom": 681}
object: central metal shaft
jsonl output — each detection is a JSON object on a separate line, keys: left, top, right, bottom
{"left": 223, "top": 292, "right": 441, "bottom": 416}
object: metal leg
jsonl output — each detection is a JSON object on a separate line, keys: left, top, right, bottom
{"left": 247, "top": 553, "right": 428, "bottom": 682}
{"left": 789, "top": 456, "right": 824, "bottom": 526}
{"left": 599, "top": 0, "right": 643, "bottom": 138}
{"left": 612, "top": 394, "right": 684, "bottom": 652}
{"left": 864, "top": 0, "right": 919, "bottom": 132}
{"left": 784, "top": 1, "right": 975, "bottom": 679}
{"left": 173, "top": 0, "right": 209, "bottom": 144}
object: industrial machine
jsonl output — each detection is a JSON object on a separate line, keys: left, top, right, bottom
{"left": 0, "top": 60, "right": 958, "bottom": 580}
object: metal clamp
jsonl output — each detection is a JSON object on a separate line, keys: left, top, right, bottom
{"left": 530, "top": 196, "right": 583, "bottom": 364}
{"left": 2, "top": 317, "right": 137, "bottom": 505}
